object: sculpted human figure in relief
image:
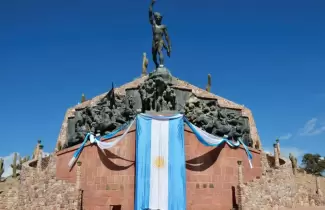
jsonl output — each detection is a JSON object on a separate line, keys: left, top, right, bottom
{"left": 149, "top": 0, "right": 172, "bottom": 68}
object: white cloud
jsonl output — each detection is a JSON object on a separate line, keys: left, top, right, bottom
{"left": 280, "top": 147, "right": 306, "bottom": 159}
{"left": 0, "top": 153, "right": 20, "bottom": 178}
{"left": 279, "top": 133, "right": 292, "bottom": 140}
{"left": 263, "top": 147, "right": 273, "bottom": 155}
{"left": 298, "top": 118, "right": 325, "bottom": 136}
{"left": 263, "top": 146, "right": 305, "bottom": 159}
{"left": 1, "top": 152, "right": 50, "bottom": 178}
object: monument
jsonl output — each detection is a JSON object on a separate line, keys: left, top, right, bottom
{"left": 2, "top": 1, "right": 325, "bottom": 210}
{"left": 62, "top": 0, "right": 256, "bottom": 150}
{"left": 50, "top": 2, "right": 263, "bottom": 210}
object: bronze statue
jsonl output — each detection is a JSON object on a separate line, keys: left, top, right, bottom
{"left": 149, "top": 0, "right": 172, "bottom": 68}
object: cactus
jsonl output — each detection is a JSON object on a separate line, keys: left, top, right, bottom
{"left": 81, "top": 93, "right": 86, "bottom": 103}
{"left": 17, "top": 155, "right": 30, "bottom": 170}
{"left": 57, "top": 141, "right": 62, "bottom": 151}
{"left": 10, "top": 152, "right": 18, "bottom": 178}
{"left": 17, "top": 156, "right": 22, "bottom": 170}
{"left": 142, "top": 52, "right": 148, "bottom": 76}
{"left": 0, "top": 158, "right": 4, "bottom": 180}
{"left": 205, "top": 74, "right": 211, "bottom": 92}
{"left": 25, "top": 156, "right": 30, "bottom": 161}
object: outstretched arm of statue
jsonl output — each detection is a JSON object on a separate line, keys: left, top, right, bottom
{"left": 149, "top": 0, "right": 156, "bottom": 25}
{"left": 164, "top": 27, "right": 172, "bottom": 57}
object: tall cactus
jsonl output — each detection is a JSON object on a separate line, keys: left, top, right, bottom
{"left": 11, "top": 152, "right": 18, "bottom": 178}
{"left": 17, "top": 155, "right": 30, "bottom": 170}
{"left": 57, "top": 141, "right": 62, "bottom": 151}
{"left": 142, "top": 52, "right": 148, "bottom": 76}
{"left": 205, "top": 74, "right": 211, "bottom": 92}
{"left": 25, "top": 155, "right": 30, "bottom": 162}
{"left": 0, "top": 158, "right": 4, "bottom": 180}
{"left": 81, "top": 93, "right": 86, "bottom": 103}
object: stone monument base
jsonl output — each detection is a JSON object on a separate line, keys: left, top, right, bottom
{"left": 145, "top": 110, "right": 180, "bottom": 116}
{"left": 149, "top": 65, "right": 174, "bottom": 84}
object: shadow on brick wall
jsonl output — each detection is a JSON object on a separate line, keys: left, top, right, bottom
{"left": 97, "top": 147, "right": 135, "bottom": 171}
{"left": 186, "top": 144, "right": 224, "bottom": 171}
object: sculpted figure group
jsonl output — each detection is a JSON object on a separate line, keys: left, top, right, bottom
{"left": 184, "top": 98, "right": 252, "bottom": 146}
{"left": 66, "top": 80, "right": 253, "bottom": 148}
{"left": 66, "top": 91, "right": 136, "bottom": 148}
{"left": 139, "top": 76, "right": 176, "bottom": 112}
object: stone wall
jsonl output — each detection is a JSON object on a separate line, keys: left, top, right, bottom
{"left": 0, "top": 155, "right": 81, "bottom": 210}
{"left": 240, "top": 153, "right": 325, "bottom": 210}
{"left": 1, "top": 134, "right": 324, "bottom": 210}
{"left": 0, "top": 187, "right": 17, "bottom": 210}
{"left": 56, "top": 126, "right": 262, "bottom": 210}
{"left": 295, "top": 172, "right": 325, "bottom": 198}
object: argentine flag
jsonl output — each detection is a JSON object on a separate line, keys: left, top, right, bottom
{"left": 135, "top": 113, "right": 186, "bottom": 210}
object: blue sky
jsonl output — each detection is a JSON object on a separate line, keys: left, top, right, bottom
{"left": 1, "top": 0, "right": 325, "bottom": 168}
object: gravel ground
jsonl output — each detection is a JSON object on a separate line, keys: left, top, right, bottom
{"left": 281, "top": 207, "right": 325, "bottom": 210}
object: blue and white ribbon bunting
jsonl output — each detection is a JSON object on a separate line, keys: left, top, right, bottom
{"left": 68, "top": 114, "right": 253, "bottom": 169}
{"left": 68, "top": 119, "right": 134, "bottom": 168}
{"left": 68, "top": 133, "right": 90, "bottom": 168}
{"left": 184, "top": 117, "right": 253, "bottom": 168}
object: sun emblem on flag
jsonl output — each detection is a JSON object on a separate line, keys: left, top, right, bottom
{"left": 154, "top": 156, "right": 165, "bottom": 168}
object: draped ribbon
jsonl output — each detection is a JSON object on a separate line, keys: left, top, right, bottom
{"left": 68, "top": 119, "right": 134, "bottom": 168}
{"left": 93, "top": 119, "right": 136, "bottom": 151}
{"left": 68, "top": 133, "right": 90, "bottom": 168}
{"left": 184, "top": 117, "right": 253, "bottom": 168}
{"left": 68, "top": 114, "right": 253, "bottom": 169}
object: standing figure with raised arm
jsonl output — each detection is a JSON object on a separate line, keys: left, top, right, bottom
{"left": 149, "top": 0, "right": 172, "bottom": 69}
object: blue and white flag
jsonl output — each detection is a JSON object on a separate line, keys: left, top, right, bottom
{"left": 135, "top": 114, "right": 186, "bottom": 210}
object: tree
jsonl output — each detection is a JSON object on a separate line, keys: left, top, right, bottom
{"left": 301, "top": 153, "right": 325, "bottom": 176}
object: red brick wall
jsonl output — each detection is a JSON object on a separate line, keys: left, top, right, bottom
{"left": 185, "top": 131, "right": 261, "bottom": 210}
{"left": 56, "top": 128, "right": 136, "bottom": 210}
{"left": 56, "top": 127, "right": 261, "bottom": 210}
